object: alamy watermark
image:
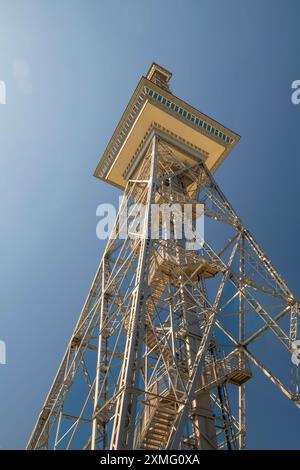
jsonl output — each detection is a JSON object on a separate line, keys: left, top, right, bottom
{"left": 96, "top": 197, "right": 205, "bottom": 250}
{"left": 291, "top": 340, "right": 300, "bottom": 366}
{"left": 291, "top": 80, "right": 300, "bottom": 105}
{"left": 0, "top": 340, "right": 6, "bottom": 365}
{"left": 0, "top": 80, "right": 6, "bottom": 104}
{"left": 0, "top": 79, "right": 6, "bottom": 357}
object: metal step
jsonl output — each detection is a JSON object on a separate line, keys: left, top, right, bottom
{"left": 139, "top": 392, "right": 178, "bottom": 450}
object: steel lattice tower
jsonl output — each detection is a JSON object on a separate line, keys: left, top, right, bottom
{"left": 28, "top": 64, "right": 300, "bottom": 450}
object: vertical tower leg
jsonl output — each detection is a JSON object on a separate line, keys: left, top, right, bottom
{"left": 110, "top": 136, "right": 157, "bottom": 449}
{"left": 238, "top": 235, "right": 246, "bottom": 449}
{"left": 91, "top": 262, "right": 106, "bottom": 449}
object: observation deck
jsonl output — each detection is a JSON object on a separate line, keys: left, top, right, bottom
{"left": 94, "top": 63, "right": 240, "bottom": 189}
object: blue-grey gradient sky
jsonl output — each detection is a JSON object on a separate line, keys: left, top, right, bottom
{"left": 0, "top": 0, "right": 300, "bottom": 449}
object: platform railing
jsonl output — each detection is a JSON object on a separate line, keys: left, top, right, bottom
{"left": 198, "top": 350, "right": 251, "bottom": 390}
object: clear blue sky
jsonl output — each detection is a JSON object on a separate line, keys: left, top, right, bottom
{"left": 0, "top": 0, "right": 299, "bottom": 449}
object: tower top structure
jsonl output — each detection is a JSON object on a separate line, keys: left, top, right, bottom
{"left": 94, "top": 63, "right": 240, "bottom": 189}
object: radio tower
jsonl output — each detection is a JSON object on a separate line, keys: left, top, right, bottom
{"left": 28, "top": 64, "right": 299, "bottom": 450}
